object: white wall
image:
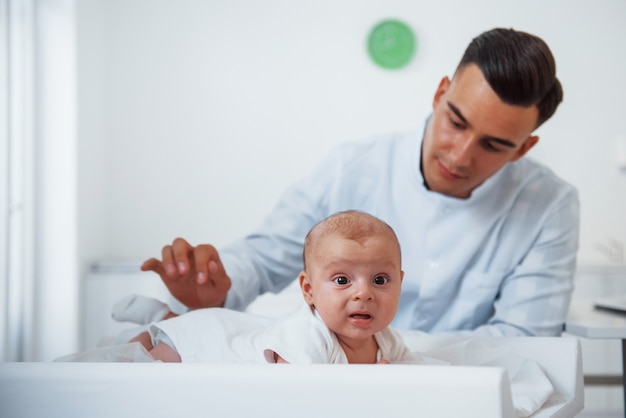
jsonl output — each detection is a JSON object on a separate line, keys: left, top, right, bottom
{"left": 77, "top": 0, "right": 626, "bottom": 270}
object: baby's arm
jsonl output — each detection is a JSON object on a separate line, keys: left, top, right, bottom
{"left": 130, "top": 332, "right": 154, "bottom": 351}
{"left": 150, "top": 342, "right": 182, "bottom": 362}
{"left": 127, "top": 310, "right": 179, "bottom": 351}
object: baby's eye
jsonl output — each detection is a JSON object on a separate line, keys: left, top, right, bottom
{"left": 373, "top": 276, "right": 388, "bottom": 285}
{"left": 334, "top": 276, "right": 349, "bottom": 285}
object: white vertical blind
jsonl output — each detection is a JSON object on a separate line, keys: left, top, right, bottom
{"left": 0, "top": 0, "right": 9, "bottom": 362}
{"left": 1, "top": 0, "right": 35, "bottom": 363}
{"left": 1, "top": 0, "right": 78, "bottom": 362}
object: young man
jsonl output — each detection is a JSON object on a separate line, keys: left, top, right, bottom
{"left": 142, "top": 28, "right": 579, "bottom": 337}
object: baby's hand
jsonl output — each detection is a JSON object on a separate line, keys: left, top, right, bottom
{"left": 273, "top": 352, "right": 289, "bottom": 364}
{"left": 376, "top": 359, "right": 390, "bottom": 364}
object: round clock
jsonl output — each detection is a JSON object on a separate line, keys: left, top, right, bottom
{"left": 367, "top": 19, "right": 416, "bottom": 70}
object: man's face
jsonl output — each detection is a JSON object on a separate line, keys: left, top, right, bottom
{"left": 422, "top": 64, "right": 540, "bottom": 199}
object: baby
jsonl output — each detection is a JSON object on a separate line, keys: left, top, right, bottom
{"left": 123, "top": 210, "right": 414, "bottom": 364}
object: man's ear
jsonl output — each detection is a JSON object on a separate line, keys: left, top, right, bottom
{"left": 432, "top": 76, "right": 450, "bottom": 109}
{"left": 511, "top": 135, "right": 539, "bottom": 162}
{"left": 299, "top": 271, "right": 314, "bottom": 305}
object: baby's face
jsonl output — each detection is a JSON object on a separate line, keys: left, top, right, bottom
{"left": 300, "top": 234, "right": 403, "bottom": 344}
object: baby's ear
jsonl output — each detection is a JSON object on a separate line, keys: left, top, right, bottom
{"left": 299, "top": 272, "right": 314, "bottom": 305}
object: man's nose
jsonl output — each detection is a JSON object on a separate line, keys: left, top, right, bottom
{"left": 449, "top": 135, "right": 475, "bottom": 168}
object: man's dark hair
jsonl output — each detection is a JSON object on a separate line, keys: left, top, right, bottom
{"left": 456, "top": 28, "right": 563, "bottom": 128}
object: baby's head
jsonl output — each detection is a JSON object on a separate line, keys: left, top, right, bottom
{"left": 302, "top": 210, "right": 402, "bottom": 271}
{"left": 299, "top": 210, "right": 403, "bottom": 343}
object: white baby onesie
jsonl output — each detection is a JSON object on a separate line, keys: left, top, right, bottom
{"left": 149, "top": 304, "right": 416, "bottom": 364}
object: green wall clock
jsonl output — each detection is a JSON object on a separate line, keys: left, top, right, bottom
{"left": 367, "top": 19, "right": 416, "bottom": 70}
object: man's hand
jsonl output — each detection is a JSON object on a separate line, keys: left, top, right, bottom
{"left": 141, "top": 238, "right": 232, "bottom": 309}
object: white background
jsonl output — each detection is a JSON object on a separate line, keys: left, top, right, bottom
{"left": 76, "top": 0, "right": 626, "bottom": 271}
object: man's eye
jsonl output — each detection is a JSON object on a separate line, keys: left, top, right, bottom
{"left": 334, "top": 276, "right": 349, "bottom": 285}
{"left": 449, "top": 118, "right": 464, "bottom": 129}
{"left": 373, "top": 276, "right": 388, "bottom": 285}
{"left": 481, "top": 139, "right": 502, "bottom": 152}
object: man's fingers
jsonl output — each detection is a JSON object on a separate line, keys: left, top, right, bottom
{"left": 143, "top": 238, "right": 231, "bottom": 310}
{"left": 208, "top": 260, "right": 218, "bottom": 274}
{"left": 193, "top": 246, "right": 231, "bottom": 294}
{"left": 160, "top": 245, "right": 179, "bottom": 277}
{"left": 172, "top": 237, "right": 193, "bottom": 274}
{"left": 161, "top": 238, "right": 192, "bottom": 277}
{"left": 201, "top": 260, "right": 218, "bottom": 285}
{"left": 141, "top": 258, "right": 163, "bottom": 275}
{"left": 194, "top": 244, "right": 218, "bottom": 284}
{"left": 210, "top": 260, "right": 231, "bottom": 293}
